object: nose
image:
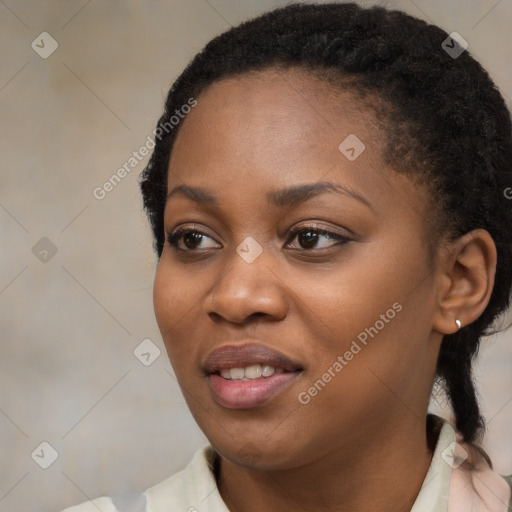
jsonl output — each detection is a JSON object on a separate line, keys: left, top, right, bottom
{"left": 203, "top": 247, "right": 288, "bottom": 325}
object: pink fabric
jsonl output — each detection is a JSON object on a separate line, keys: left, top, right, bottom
{"left": 447, "top": 437, "right": 511, "bottom": 512}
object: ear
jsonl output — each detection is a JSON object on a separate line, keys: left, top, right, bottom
{"left": 432, "top": 229, "right": 497, "bottom": 335}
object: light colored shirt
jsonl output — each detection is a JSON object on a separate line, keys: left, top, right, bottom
{"left": 61, "top": 415, "right": 512, "bottom": 512}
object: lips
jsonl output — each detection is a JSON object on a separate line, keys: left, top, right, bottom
{"left": 203, "top": 342, "right": 303, "bottom": 374}
{"left": 203, "top": 342, "right": 304, "bottom": 409}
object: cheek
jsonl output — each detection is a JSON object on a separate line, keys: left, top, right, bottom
{"left": 152, "top": 255, "right": 217, "bottom": 386}
{"left": 152, "top": 260, "right": 174, "bottom": 333}
{"left": 298, "top": 249, "right": 407, "bottom": 342}
{"left": 152, "top": 257, "right": 199, "bottom": 345}
{"left": 315, "top": 253, "right": 435, "bottom": 405}
{"left": 295, "top": 236, "right": 432, "bottom": 379}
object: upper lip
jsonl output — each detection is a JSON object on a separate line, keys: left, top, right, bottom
{"left": 203, "top": 342, "right": 303, "bottom": 375}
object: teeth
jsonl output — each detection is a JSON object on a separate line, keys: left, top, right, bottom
{"left": 220, "top": 369, "right": 233, "bottom": 379}
{"left": 219, "top": 364, "right": 283, "bottom": 380}
{"left": 261, "top": 365, "right": 275, "bottom": 377}
{"left": 245, "top": 364, "right": 262, "bottom": 379}
{"left": 229, "top": 368, "right": 245, "bottom": 380}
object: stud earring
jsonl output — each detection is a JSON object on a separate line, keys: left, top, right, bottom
{"left": 455, "top": 319, "right": 462, "bottom": 330}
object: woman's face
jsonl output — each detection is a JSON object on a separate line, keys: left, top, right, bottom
{"left": 153, "top": 67, "right": 443, "bottom": 469}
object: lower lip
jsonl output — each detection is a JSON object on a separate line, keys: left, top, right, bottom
{"left": 208, "top": 371, "right": 302, "bottom": 409}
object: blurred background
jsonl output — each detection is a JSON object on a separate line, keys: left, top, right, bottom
{"left": 1, "top": 1, "right": 511, "bottom": 510}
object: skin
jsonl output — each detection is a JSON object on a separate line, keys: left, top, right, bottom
{"left": 152, "top": 67, "right": 496, "bottom": 512}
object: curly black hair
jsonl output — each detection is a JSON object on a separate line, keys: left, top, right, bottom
{"left": 139, "top": 2, "right": 512, "bottom": 445}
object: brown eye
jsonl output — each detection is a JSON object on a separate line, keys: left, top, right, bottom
{"left": 181, "top": 232, "right": 205, "bottom": 250}
{"left": 286, "top": 226, "right": 350, "bottom": 250}
{"left": 167, "top": 227, "right": 220, "bottom": 251}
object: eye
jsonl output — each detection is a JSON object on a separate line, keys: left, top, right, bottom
{"left": 167, "top": 225, "right": 220, "bottom": 251}
{"left": 285, "top": 225, "right": 351, "bottom": 250}
{"left": 166, "top": 224, "right": 351, "bottom": 253}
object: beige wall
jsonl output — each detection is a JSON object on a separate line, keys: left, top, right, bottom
{"left": 0, "top": 1, "right": 511, "bottom": 511}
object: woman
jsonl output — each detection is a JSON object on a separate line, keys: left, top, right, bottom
{"left": 63, "top": 2, "right": 512, "bottom": 511}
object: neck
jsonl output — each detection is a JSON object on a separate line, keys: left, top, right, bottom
{"left": 216, "top": 414, "right": 438, "bottom": 512}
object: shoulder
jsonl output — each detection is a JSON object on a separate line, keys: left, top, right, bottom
{"left": 446, "top": 432, "right": 512, "bottom": 511}
{"left": 425, "top": 415, "right": 512, "bottom": 512}
{"left": 449, "top": 467, "right": 512, "bottom": 512}
{"left": 59, "top": 445, "right": 221, "bottom": 512}
{"left": 144, "top": 444, "right": 226, "bottom": 510}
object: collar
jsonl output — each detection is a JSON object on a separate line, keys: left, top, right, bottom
{"left": 405, "top": 414, "right": 510, "bottom": 512}
{"left": 144, "top": 414, "right": 510, "bottom": 512}
{"left": 410, "top": 415, "right": 454, "bottom": 512}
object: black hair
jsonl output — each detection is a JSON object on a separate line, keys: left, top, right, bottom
{"left": 139, "top": 2, "right": 512, "bottom": 445}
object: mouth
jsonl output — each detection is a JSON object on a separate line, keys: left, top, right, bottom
{"left": 203, "top": 342, "right": 304, "bottom": 409}
{"left": 208, "top": 370, "right": 303, "bottom": 409}
{"left": 218, "top": 363, "right": 289, "bottom": 380}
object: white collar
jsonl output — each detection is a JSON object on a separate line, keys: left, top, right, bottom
{"left": 143, "top": 415, "right": 510, "bottom": 512}
{"left": 410, "top": 416, "right": 454, "bottom": 512}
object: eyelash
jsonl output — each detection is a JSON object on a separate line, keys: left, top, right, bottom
{"left": 166, "top": 224, "right": 351, "bottom": 253}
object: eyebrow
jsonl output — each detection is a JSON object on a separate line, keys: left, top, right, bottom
{"left": 166, "top": 181, "right": 374, "bottom": 211}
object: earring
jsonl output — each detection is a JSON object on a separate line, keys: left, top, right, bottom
{"left": 455, "top": 319, "right": 462, "bottom": 330}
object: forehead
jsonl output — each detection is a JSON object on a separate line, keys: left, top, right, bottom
{"left": 183, "top": 66, "right": 378, "bottom": 140}
{"left": 169, "top": 68, "right": 380, "bottom": 179}
{"left": 166, "top": 67, "right": 430, "bottom": 225}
